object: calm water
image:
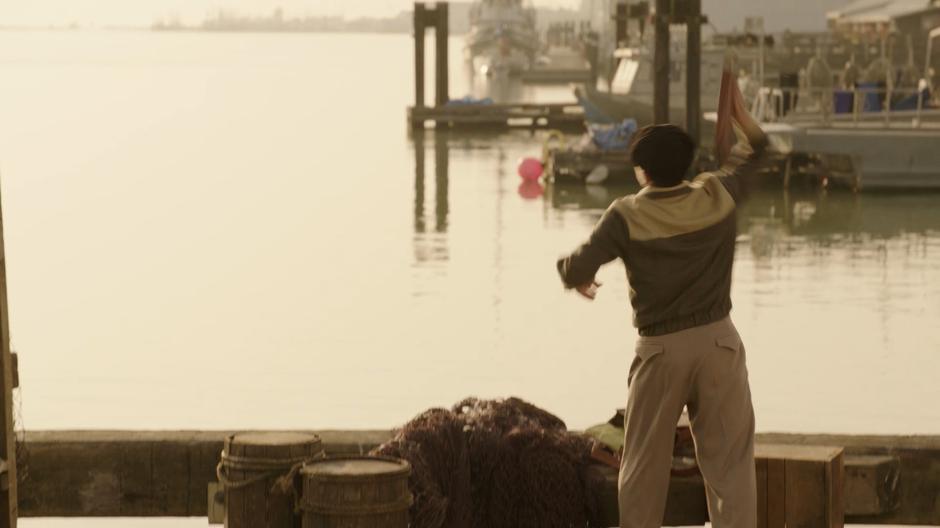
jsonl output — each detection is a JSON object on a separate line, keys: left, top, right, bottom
{"left": 0, "top": 30, "right": 938, "bottom": 439}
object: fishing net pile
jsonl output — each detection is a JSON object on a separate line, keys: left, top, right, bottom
{"left": 371, "top": 397, "right": 601, "bottom": 528}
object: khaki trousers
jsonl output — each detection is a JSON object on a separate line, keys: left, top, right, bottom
{"left": 618, "top": 316, "right": 756, "bottom": 528}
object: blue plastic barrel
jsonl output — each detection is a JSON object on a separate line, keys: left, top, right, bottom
{"left": 858, "top": 82, "right": 882, "bottom": 112}
{"left": 833, "top": 91, "right": 854, "bottom": 114}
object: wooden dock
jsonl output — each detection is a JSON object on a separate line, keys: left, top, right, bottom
{"left": 407, "top": 2, "right": 587, "bottom": 132}
{"left": 17, "top": 430, "right": 940, "bottom": 526}
{"left": 409, "top": 103, "right": 586, "bottom": 131}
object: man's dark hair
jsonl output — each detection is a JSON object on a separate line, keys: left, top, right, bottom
{"left": 629, "top": 124, "right": 695, "bottom": 187}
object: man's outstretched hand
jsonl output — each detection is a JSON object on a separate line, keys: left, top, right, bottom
{"left": 576, "top": 281, "right": 602, "bottom": 301}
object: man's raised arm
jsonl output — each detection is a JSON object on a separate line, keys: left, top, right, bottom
{"left": 714, "top": 62, "right": 769, "bottom": 203}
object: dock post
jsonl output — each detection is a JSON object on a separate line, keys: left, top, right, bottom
{"left": 435, "top": 2, "right": 450, "bottom": 107}
{"left": 653, "top": 0, "right": 670, "bottom": 124}
{"left": 414, "top": 3, "right": 426, "bottom": 108}
{"left": 414, "top": 132, "right": 426, "bottom": 233}
{"left": 434, "top": 134, "right": 449, "bottom": 232}
{"left": 0, "top": 178, "right": 17, "bottom": 528}
{"left": 686, "top": 0, "right": 702, "bottom": 145}
{"left": 615, "top": 2, "right": 628, "bottom": 47}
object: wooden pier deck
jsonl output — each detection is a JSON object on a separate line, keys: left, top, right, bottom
{"left": 18, "top": 430, "right": 940, "bottom": 526}
{"left": 409, "top": 103, "right": 586, "bottom": 131}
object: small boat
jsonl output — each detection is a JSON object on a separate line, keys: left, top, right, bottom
{"left": 465, "top": 0, "right": 540, "bottom": 76}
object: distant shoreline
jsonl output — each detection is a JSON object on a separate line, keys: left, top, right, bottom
{"left": 0, "top": 26, "right": 470, "bottom": 36}
{"left": 152, "top": 27, "right": 444, "bottom": 35}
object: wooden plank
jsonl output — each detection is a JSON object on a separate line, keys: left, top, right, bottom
{"left": 766, "top": 458, "right": 786, "bottom": 528}
{"left": 152, "top": 441, "right": 190, "bottom": 515}
{"left": 242, "top": 441, "right": 267, "bottom": 528}
{"left": 410, "top": 103, "right": 571, "bottom": 113}
{"left": 785, "top": 457, "right": 827, "bottom": 527}
{"left": 653, "top": 0, "right": 670, "bottom": 123}
{"left": 756, "top": 457, "right": 768, "bottom": 528}
{"left": 190, "top": 439, "right": 224, "bottom": 515}
{"left": 756, "top": 444, "right": 843, "bottom": 462}
{"left": 413, "top": 3, "right": 426, "bottom": 108}
{"left": 412, "top": 113, "right": 585, "bottom": 131}
{"left": 118, "top": 442, "right": 153, "bottom": 515}
{"left": 409, "top": 104, "right": 584, "bottom": 119}
{"left": 434, "top": 2, "right": 449, "bottom": 106}
{"left": 828, "top": 451, "right": 845, "bottom": 528}
{"left": 264, "top": 441, "right": 293, "bottom": 528}
{"left": 0, "top": 182, "right": 17, "bottom": 527}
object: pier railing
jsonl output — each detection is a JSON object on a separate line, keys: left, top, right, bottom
{"left": 750, "top": 84, "right": 939, "bottom": 129}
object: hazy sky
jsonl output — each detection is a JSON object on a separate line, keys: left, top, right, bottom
{"left": 0, "top": 0, "right": 846, "bottom": 30}
{"left": 0, "top": 1, "right": 579, "bottom": 26}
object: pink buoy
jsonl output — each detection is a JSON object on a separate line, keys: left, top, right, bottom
{"left": 517, "top": 157, "right": 544, "bottom": 181}
{"left": 517, "top": 180, "right": 545, "bottom": 200}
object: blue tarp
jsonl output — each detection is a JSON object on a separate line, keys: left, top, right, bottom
{"left": 589, "top": 119, "right": 638, "bottom": 151}
{"left": 574, "top": 89, "right": 618, "bottom": 124}
{"left": 446, "top": 96, "right": 494, "bottom": 106}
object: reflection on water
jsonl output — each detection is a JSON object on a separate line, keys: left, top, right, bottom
{"left": 412, "top": 133, "right": 450, "bottom": 267}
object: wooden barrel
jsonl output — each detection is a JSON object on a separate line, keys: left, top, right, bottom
{"left": 300, "top": 456, "right": 412, "bottom": 528}
{"left": 219, "top": 432, "right": 324, "bottom": 528}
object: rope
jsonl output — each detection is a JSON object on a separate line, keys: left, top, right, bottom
{"left": 216, "top": 450, "right": 325, "bottom": 492}
{"left": 541, "top": 130, "right": 567, "bottom": 163}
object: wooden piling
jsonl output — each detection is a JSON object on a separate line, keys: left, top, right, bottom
{"left": 433, "top": 133, "right": 449, "bottom": 232}
{"left": 434, "top": 3, "right": 449, "bottom": 107}
{"left": 413, "top": 132, "right": 426, "bottom": 233}
{"left": 615, "top": 2, "right": 628, "bottom": 47}
{"left": 413, "top": 3, "right": 426, "bottom": 108}
{"left": 653, "top": 0, "right": 671, "bottom": 124}
{"left": 0, "top": 178, "right": 17, "bottom": 528}
{"left": 685, "top": 0, "right": 702, "bottom": 145}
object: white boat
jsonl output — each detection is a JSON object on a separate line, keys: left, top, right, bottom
{"left": 465, "top": 0, "right": 540, "bottom": 76}
{"left": 753, "top": 88, "right": 940, "bottom": 190}
{"left": 747, "top": 28, "right": 940, "bottom": 190}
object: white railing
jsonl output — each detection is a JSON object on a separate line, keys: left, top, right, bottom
{"left": 749, "top": 83, "right": 937, "bottom": 128}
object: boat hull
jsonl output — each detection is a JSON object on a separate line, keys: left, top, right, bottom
{"left": 770, "top": 125, "right": 940, "bottom": 190}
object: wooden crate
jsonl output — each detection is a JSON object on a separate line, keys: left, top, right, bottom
{"left": 756, "top": 444, "right": 844, "bottom": 528}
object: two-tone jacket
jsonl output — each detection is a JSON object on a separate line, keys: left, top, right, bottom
{"left": 556, "top": 132, "right": 769, "bottom": 336}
